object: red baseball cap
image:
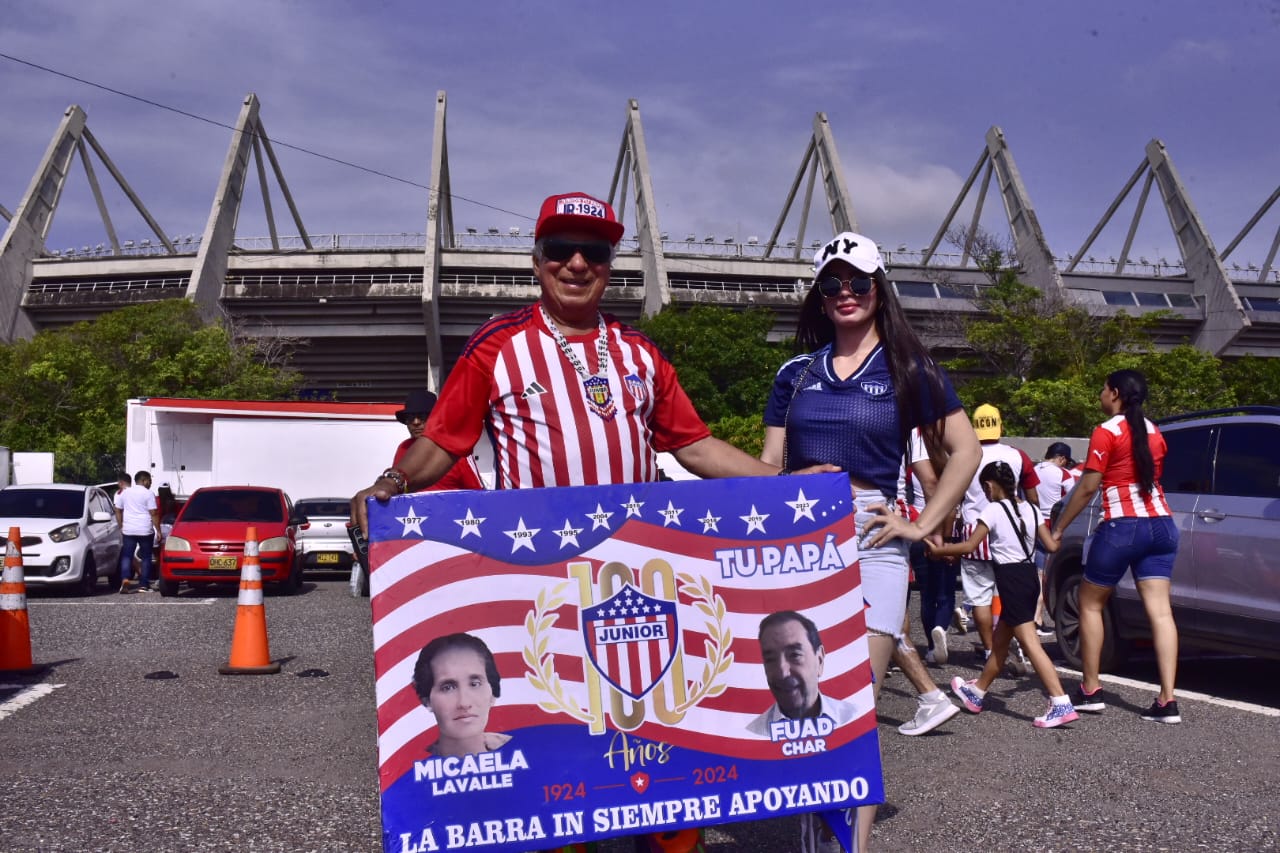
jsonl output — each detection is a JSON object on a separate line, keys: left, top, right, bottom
{"left": 534, "top": 192, "right": 625, "bottom": 245}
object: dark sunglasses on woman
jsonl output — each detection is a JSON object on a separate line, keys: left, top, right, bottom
{"left": 816, "top": 274, "right": 876, "bottom": 298}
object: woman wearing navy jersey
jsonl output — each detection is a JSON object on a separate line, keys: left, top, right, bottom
{"left": 1051, "top": 368, "right": 1181, "bottom": 723}
{"left": 762, "top": 232, "right": 981, "bottom": 852}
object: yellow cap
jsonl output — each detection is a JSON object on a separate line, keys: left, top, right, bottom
{"left": 973, "top": 404, "right": 1002, "bottom": 440}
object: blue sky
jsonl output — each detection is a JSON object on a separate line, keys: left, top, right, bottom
{"left": 2, "top": 0, "right": 1277, "bottom": 267}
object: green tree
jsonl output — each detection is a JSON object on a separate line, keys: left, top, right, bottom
{"left": 707, "top": 413, "right": 766, "bottom": 458}
{"left": 1223, "top": 354, "right": 1280, "bottom": 406}
{"left": 634, "top": 304, "right": 790, "bottom": 424}
{"left": 0, "top": 299, "right": 302, "bottom": 482}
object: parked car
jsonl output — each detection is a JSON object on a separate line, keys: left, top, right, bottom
{"left": 159, "top": 486, "right": 306, "bottom": 597}
{"left": 293, "top": 497, "right": 355, "bottom": 573}
{"left": 0, "top": 483, "right": 123, "bottom": 594}
{"left": 1045, "top": 406, "right": 1280, "bottom": 670}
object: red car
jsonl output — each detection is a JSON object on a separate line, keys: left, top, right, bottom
{"left": 159, "top": 486, "right": 306, "bottom": 596}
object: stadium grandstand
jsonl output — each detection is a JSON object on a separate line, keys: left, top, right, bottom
{"left": 1, "top": 92, "right": 1277, "bottom": 401}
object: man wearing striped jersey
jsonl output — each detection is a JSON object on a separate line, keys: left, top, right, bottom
{"left": 355, "top": 190, "right": 820, "bottom": 511}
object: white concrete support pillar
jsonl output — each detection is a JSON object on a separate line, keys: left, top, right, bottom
{"left": 188, "top": 94, "right": 260, "bottom": 320}
{"left": 0, "top": 105, "right": 86, "bottom": 341}
{"left": 985, "top": 126, "right": 1067, "bottom": 300}
{"left": 421, "top": 90, "right": 451, "bottom": 391}
{"left": 1145, "top": 139, "right": 1248, "bottom": 354}
{"left": 609, "top": 99, "right": 670, "bottom": 318}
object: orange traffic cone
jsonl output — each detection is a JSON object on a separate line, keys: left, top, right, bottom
{"left": 1, "top": 526, "right": 39, "bottom": 675}
{"left": 218, "top": 526, "right": 281, "bottom": 675}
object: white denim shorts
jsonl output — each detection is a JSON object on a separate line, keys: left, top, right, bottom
{"left": 853, "top": 490, "right": 911, "bottom": 639}
{"left": 960, "top": 557, "right": 997, "bottom": 606}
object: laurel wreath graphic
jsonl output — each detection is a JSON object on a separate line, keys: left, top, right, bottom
{"left": 522, "top": 574, "right": 733, "bottom": 721}
{"left": 523, "top": 582, "right": 597, "bottom": 725}
{"left": 673, "top": 572, "right": 734, "bottom": 713}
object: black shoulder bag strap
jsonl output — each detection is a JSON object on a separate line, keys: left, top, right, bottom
{"left": 995, "top": 499, "right": 1035, "bottom": 562}
{"left": 782, "top": 355, "right": 818, "bottom": 473}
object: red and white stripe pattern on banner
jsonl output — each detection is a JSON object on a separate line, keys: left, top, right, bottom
{"left": 429, "top": 308, "right": 708, "bottom": 491}
{"left": 1090, "top": 415, "right": 1172, "bottom": 520}
{"left": 368, "top": 526, "right": 873, "bottom": 794}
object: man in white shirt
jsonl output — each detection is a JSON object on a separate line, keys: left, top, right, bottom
{"left": 116, "top": 470, "right": 160, "bottom": 592}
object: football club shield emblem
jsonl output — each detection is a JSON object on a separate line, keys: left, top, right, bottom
{"left": 581, "top": 583, "right": 679, "bottom": 700}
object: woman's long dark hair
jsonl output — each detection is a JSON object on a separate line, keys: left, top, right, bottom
{"left": 1107, "top": 368, "right": 1155, "bottom": 494}
{"left": 796, "top": 264, "right": 952, "bottom": 464}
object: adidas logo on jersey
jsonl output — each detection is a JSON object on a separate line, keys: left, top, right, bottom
{"left": 802, "top": 381, "right": 823, "bottom": 392}
{"left": 522, "top": 381, "right": 548, "bottom": 399}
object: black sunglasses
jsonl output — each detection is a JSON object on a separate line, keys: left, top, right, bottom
{"left": 816, "top": 274, "right": 876, "bottom": 298}
{"left": 540, "top": 238, "right": 614, "bottom": 264}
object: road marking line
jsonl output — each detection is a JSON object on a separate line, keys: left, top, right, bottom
{"left": 0, "top": 683, "right": 65, "bottom": 721}
{"left": 29, "top": 598, "right": 220, "bottom": 606}
{"left": 1055, "top": 666, "right": 1280, "bottom": 717}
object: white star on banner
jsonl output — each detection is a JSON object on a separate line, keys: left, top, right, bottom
{"left": 586, "top": 503, "right": 615, "bottom": 531}
{"left": 622, "top": 495, "right": 645, "bottom": 518}
{"left": 504, "top": 518, "right": 540, "bottom": 553}
{"left": 556, "top": 519, "right": 583, "bottom": 549}
{"left": 785, "top": 489, "right": 818, "bottom": 522}
{"left": 659, "top": 500, "right": 684, "bottom": 527}
{"left": 397, "top": 506, "right": 427, "bottom": 537}
{"left": 455, "top": 508, "right": 486, "bottom": 539}
{"left": 699, "top": 510, "right": 721, "bottom": 533}
{"left": 740, "top": 505, "right": 769, "bottom": 535}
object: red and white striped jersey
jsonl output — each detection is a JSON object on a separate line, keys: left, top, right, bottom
{"left": 1033, "top": 460, "right": 1077, "bottom": 507}
{"left": 427, "top": 305, "right": 710, "bottom": 489}
{"left": 1086, "top": 414, "right": 1172, "bottom": 520}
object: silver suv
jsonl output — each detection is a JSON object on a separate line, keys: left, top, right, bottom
{"left": 1046, "top": 406, "right": 1280, "bottom": 670}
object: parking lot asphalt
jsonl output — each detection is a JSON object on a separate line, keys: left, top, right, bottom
{"left": 1, "top": 579, "right": 1277, "bottom": 852}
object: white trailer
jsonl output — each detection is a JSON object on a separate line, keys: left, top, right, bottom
{"left": 124, "top": 398, "right": 412, "bottom": 501}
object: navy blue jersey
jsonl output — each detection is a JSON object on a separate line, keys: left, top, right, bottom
{"left": 764, "top": 344, "right": 962, "bottom": 501}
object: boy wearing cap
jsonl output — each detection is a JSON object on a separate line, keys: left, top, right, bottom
{"left": 955, "top": 405, "right": 1041, "bottom": 661}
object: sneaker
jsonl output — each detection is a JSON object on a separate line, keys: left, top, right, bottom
{"left": 898, "top": 697, "right": 961, "bottom": 736}
{"left": 1035, "top": 624, "right": 1054, "bottom": 639}
{"left": 950, "top": 676, "right": 984, "bottom": 713}
{"left": 1034, "top": 701, "right": 1079, "bottom": 728}
{"left": 924, "top": 649, "right": 937, "bottom": 665}
{"left": 1005, "top": 641, "right": 1031, "bottom": 677}
{"left": 1140, "top": 699, "right": 1182, "bottom": 724}
{"left": 136, "top": 585, "right": 153, "bottom": 594}
{"left": 952, "top": 606, "right": 969, "bottom": 634}
{"left": 930, "top": 626, "right": 949, "bottom": 664}
{"left": 1074, "top": 685, "right": 1106, "bottom": 713}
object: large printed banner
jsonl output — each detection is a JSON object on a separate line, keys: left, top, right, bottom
{"left": 368, "top": 472, "right": 882, "bottom": 852}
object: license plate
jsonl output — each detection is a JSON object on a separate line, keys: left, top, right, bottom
{"left": 316, "top": 553, "right": 341, "bottom": 564}
{"left": 209, "top": 556, "right": 238, "bottom": 570}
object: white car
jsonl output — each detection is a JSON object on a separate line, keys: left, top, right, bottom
{"left": 0, "top": 483, "right": 123, "bottom": 594}
{"left": 293, "top": 497, "right": 355, "bottom": 573}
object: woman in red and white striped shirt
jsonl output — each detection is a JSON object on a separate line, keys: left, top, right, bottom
{"left": 1051, "top": 369, "right": 1181, "bottom": 724}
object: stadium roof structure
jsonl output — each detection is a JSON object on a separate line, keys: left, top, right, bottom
{"left": 1, "top": 92, "right": 1277, "bottom": 400}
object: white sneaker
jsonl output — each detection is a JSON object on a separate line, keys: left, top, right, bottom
{"left": 930, "top": 626, "right": 949, "bottom": 664}
{"left": 924, "top": 649, "right": 937, "bottom": 665}
{"left": 898, "top": 697, "right": 961, "bottom": 736}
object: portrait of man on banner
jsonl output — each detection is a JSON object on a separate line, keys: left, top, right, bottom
{"left": 368, "top": 472, "right": 882, "bottom": 853}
